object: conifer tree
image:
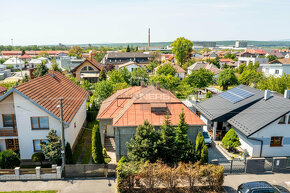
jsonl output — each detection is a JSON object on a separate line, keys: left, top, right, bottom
{"left": 92, "top": 124, "right": 105, "bottom": 164}
{"left": 195, "top": 131, "right": 205, "bottom": 161}
{"left": 41, "top": 129, "right": 62, "bottom": 164}
{"left": 65, "top": 142, "right": 73, "bottom": 164}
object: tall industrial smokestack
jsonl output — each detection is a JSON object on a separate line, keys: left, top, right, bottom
{"left": 148, "top": 28, "right": 151, "bottom": 49}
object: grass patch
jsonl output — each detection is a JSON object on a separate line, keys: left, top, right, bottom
{"left": 72, "top": 128, "right": 90, "bottom": 163}
{"left": 0, "top": 191, "right": 57, "bottom": 193}
{"left": 105, "top": 157, "right": 111, "bottom": 164}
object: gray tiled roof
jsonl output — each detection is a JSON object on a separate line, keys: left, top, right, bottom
{"left": 228, "top": 95, "right": 290, "bottom": 137}
{"left": 188, "top": 62, "right": 207, "bottom": 71}
{"left": 194, "top": 85, "right": 264, "bottom": 121}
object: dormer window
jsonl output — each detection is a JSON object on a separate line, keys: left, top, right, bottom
{"left": 151, "top": 103, "right": 170, "bottom": 114}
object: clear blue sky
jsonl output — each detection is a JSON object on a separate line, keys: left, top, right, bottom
{"left": 0, "top": 0, "right": 289, "bottom": 45}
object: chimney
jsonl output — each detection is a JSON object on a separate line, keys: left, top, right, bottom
{"left": 264, "top": 90, "right": 271, "bottom": 100}
{"left": 156, "top": 82, "right": 160, "bottom": 90}
{"left": 28, "top": 68, "right": 35, "bottom": 79}
{"left": 284, "top": 90, "right": 290, "bottom": 99}
{"left": 141, "top": 81, "right": 146, "bottom": 87}
{"left": 148, "top": 28, "right": 151, "bottom": 49}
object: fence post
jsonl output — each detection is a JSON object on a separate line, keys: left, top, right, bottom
{"left": 104, "top": 164, "right": 108, "bottom": 178}
{"left": 56, "top": 166, "right": 62, "bottom": 179}
{"left": 15, "top": 167, "right": 20, "bottom": 180}
{"left": 230, "top": 159, "right": 233, "bottom": 174}
{"left": 244, "top": 159, "right": 247, "bottom": 173}
{"left": 35, "top": 167, "right": 41, "bottom": 179}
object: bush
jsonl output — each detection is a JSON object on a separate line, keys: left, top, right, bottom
{"left": 222, "top": 128, "right": 241, "bottom": 152}
{"left": 65, "top": 142, "right": 73, "bottom": 164}
{"left": 206, "top": 92, "right": 212, "bottom": 98}
{"left": 92, "top": 123, "right": 104, "bottom": 164}
{"left": 31, "top": 152, "right": 45, "bottom": 166}
{"left": 0, "top": 150, "right": 21, "bottom": 169}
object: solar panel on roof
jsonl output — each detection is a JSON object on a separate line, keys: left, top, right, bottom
{"left": 220, "top": 87, "right": 254, "bottom": 103}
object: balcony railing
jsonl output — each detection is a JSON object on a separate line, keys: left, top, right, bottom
{"left": 0, "top": 128, "right": 18, "bottom": 137}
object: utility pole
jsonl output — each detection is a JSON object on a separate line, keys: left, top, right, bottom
{"left": 59, "top": 97, "right": 66, "bottom": 169}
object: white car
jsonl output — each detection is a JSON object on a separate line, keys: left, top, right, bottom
{"left": 203, "top": 131, "right": 212, "bottom": 146}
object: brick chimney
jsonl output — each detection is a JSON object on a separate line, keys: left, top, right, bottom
{"left": 141, "top": 81, "right": 146, "bottom": 87}
{"left": 28, "top": 68, "right": 35, "bottom": 79}
{"left": 156, "top": 82, "right": 160, "bottom": 90}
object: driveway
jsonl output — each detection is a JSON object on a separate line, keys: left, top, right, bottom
{"left": 208, "top": 142, "right": 229, "bottom": 163}
{"left": 223, "top": 173, "right": 290, "bottom": 193}
{"left": 0, "top": 177, "right": 116, "bottom": 193}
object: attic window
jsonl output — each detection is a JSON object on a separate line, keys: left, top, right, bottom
{"left": 151, "top": 103, "right": 169, "bottom": 114}
{"left": 278, "top": 115, "right": 286, "bottom": 124}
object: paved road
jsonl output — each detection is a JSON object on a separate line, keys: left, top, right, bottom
{"left": 223, "top": 173, "right": 290, "bottom": 193}
{"left": 0, "top": 177, "right": 116, "bottom": 193}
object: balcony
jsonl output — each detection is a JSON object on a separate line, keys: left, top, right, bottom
{"left": 0, "top": 128, "right": 18, "bottom": 137}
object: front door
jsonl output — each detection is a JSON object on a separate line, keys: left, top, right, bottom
{"left": 5, "top": 139, "right": 19, "bottom": 151}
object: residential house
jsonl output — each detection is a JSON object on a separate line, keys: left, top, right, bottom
{"left": 71, "top": 58, "right": 103, "bottom": 83}
{"left": 0, "top": 65, "right": 11, "bottom": 80}
{"left": 187, "top": 62, "right": 220, "bottom": 76}
{"left": 238, "top": 56, "right": 269, "bottom": 66}
{"left": 115, "top": 61, "right": 143, "bottom": 73}
{"left": 1, "top": 51, "right": 68, "bottom": 59}
{"left": 3, "top": 58, "right": 25, "bottom": 69}
{"left": 201, "top": 51, "right": 217, "bottom": 60}
{"left": 219, "top": 59, "right": 238, "bottom": 68}
{"left": 0, "top": 85, "right": 7, "bottom": 96}
{"left": 0, "top": 70, "right": 88, "bottom": 160}
{"left": 154, "top": 63, "right": 186, "bottom": 79}
{"left": 260, "top": 58, "right": 290, "bottom": 76}
{"left": 160, "top": 54, "right": 175, "bottom": 62}
{"left": 228, "top": 90, "right": 290, "bottom": 157}
{"left": 245, "top": 49, "right": 267, "bottom": 56}
{"left": 101, "top": 52, "right": 153, "bottom": 66}
{"left": 29, "top": 57, "right": 52, "bottom": 68}
{"left": 97, "top": 84, "right": 205, "bottom": 161}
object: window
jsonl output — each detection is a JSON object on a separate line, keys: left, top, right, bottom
{"left": 278, "top": 115, "right": 286, "bottom": 124}
{"left": 2, "top": 114, "right": 16, "bottom": 128}
{"left": 33, "top": 139, "right": 48, "bottom": 152}
{"left": 88, "top": 66, "right": 94, "bottom": 71}
{"left": 31, "top": 117, "right": 49, "bottom": 130}
{"left": 270, "top": 136, "right": 283, "bottom": 147}
{"left": 275, "top": 69, "right": 279, "bottom": 74}
{"left": 80, "top": 66, "right": 87, "bottom": 72}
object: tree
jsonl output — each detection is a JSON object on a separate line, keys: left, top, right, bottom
{"left": 126, "top": 121, "right": 160, "bottom": 163}
{"left": 38, "top": 51, "right": 49, "bottom": 58}
{"left": 31, "top": 152, "right": 45, "bottom": 166}
{"left": 156, "top": 63, "right": 176, "bottom": 76}
{"left": 0, "top": 150, "right": 20, "bottom": 169}
{"left": 51, "top": 59, "right": 62, "bottom": 73}
{"left": 237, "top": 63, "right": 246, "bottom": 74}
{"left": 65, "top": 142, "right": 73, "bottom": 164}
{"left": 175, "top": 80, "right": 195, "bottom": 99}
{"left": 171, "top": 37, "right": 193, "bottom": 65}
{"left": 257, "top": 74, "right": 290, "bottom": 94}
{"left": 21, "top": 73, "right": 29, "bottom": 83}
{"left": 222, "top": 129, "right": 241, "bottom": 152}
{"left": 118, "top": 68, "right": 132, "bottom": 84}
{"left": 150, "top": 74, "right": 180, "bottom": 93}
{"left": 159, "top": 116, "right": 176, "bottom": 164}
{"left": 185, "top": 68, "right": 213, "bottom": 89}
{"left": 210, "top": 56, "right": 220, "bottom": 68}
{"left": 92, "top": 124, "right": 105, "bottom": 164}
{"left": 99, "top": 68, "right": 107, "bottom": 81}
{"left": 69, "top": 46, "right": 83, "bottom": 58}
{"left": 41, "top": 129, "right": 62, "bottom": 164}
{"left": 33, "top": 63, "right": 49, "bottom": 77}
{"left": 217, "top": 68, "right": 238, "bottom": 90}
{"left": 175, "top": 110, "right": 194, "bottom": 163}
{"left": 267, "top": 55, "right": 277, "bottom": 62}
{"left": 90, "top": 81, "right": 113, "bottom": 109}
{"left": 108, "top": 70, "right": 126, "bottom": 84}
{"left": 21, "top": 50, "right": 26, "bottom": 56}
{"left": 146, "top": 61, "right": 158, "bottom": 73}
{"left": 126, "top": 45, "right": 131, "bottom": 52}
{"left": 239, "top": 69, "right": 264, "bottom": 86}
{"left": 131, "top": 68, "right": 148, "bottom": 86}
{"left": 195, "top": 132, "right": 205, "bottom": 161}
{"left": 201, "top": 145, "right": 208, "bottom": 164}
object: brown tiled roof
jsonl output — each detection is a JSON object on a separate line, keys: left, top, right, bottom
{"left": 71, "top": 58, "right": 103, "bottom": 72}
{"left": 97, "top": 86, "right": 205, "bottom": 127}
{"left": 15, "top": 71, "right": 88, "bottom": 124}
{"left": 0, "top": 85, "right": 7, "bottom": 93}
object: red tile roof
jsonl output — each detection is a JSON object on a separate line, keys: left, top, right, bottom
{"left": 15, "top": 71, "right": 88, "bottom": 124}
{"left": 2, "top": 51, "right": 68, "bottom": 56}
{"left": 19, "top": 54, "right": 31, "bottom": 59}
{"left": 97, "top": 86, "right": 205, "bottom": 127}
{"left": 219, "top": 59, "right": 234, "bottom": 62}
{"left": 0, "top": 85, "right": 7, "bottom": 93}
{"left": 245, "top": 49, "right": 266, "bottom": 55}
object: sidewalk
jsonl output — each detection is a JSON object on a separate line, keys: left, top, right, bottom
{"left": 223, "top": 173, "right": 290, "bottom": 193}
{"left": 0, "top": 178, "right": 116, "bottom": 193}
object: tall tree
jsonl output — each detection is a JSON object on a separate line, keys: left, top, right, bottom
{"left": 217, "top": 68, "right": 238, "bottom": 90}
{"left": 131, "top": 68, "right": 148, "bottom": 86}
{"left": 126, "top": 45, "right": 131, "bottom": 52}
{"left": 65, "top": 142, "right": 73, "bottom": 164}
{"left": 195, "top": 132, "right": 205, "bottom": 161}
{"left": 185, "top": 68, "right": 213, "bottom": 89}
{"left": 68, "top": 46, "right": 83, "bottom": 58}
{"left": 33, "top": 63, "right": 49, "bottom": 77}
{"left": 41, "top": 129, "right": 62, "bottom": 164}
{"left": 156, "top": 63, "right": 176, "bottom": 76}
{"left": 92, "top": 124, "right": 105, "bottom": 164}
{"left": 99, "top": 68, "right": 107, "bottom": 81}
{"left": 171, "top": 37, "right": 193, "bottom": 65}
{"left": 90, "top": 81, "right": 113, "bottom": 109}
{"left": 126, "top": 121, "right": 160, "bottom": 163}
{"left": 159, "top": 116, "right": 176, "bottom": 164}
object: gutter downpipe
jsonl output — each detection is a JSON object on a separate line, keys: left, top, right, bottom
{"left": 248, "top": 137, "right": 263, "bottom": 157}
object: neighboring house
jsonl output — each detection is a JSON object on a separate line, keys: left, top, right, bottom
{"left": 190, "top": 85, "right": 290, "bottom": 158}
{"left": 260, "top": 59, "right": 290, "bottom": 76}
{"left": 101, "top": 52, "right": 153, "bottom": 66}
{"left": 238, "top": 56, "right": 269, "bottom": 66}
{"left": 228, "top": 90, "right": 290, "bottom": 157}
{"left": 97, "top": 84, "right": 205, "bottom": 161}
{"left": 71, "top": 58, "right": 103, "bottom": 83}
{"left": 0, "top": 70, "right": 88, "bottom": 160}
{"left": 0, "top": 85, "right": 7, "bottom": 96}
{"left": 160, "top": 54, "right": 175, "bottom": 62}
{"left": 154, "top": 63, "right": 186, "bottom": 79}
{"left": 57, "top": 56, "right": 84, "bottom": 70}
{"left": 0, "top": 65, "right": 11, "bottom": 81}
{"left": 19, "top": 54, "right": 31, "bottom": 61}
{"left": 201, "top": 51, "right": 217, "bottom": 60}
{"left": 245, "top": 49, "right": 267, "bottom": 56}
{"left": 29, "top": 57, "right": 51, "bottom": 68}
{"left": 187, "top": 62, "right": 220, "bottom": 76}
{"left": 3, "top": 58, "right": 25, "bottom": 69}
{"left": 115, "top": 61, "right": 143, "bottom": 73}
{"left": 219, "top": 59, "right": 238, "bottom": 68}
{"left": 1, "top": 51, "right": 68, "bottom": 59}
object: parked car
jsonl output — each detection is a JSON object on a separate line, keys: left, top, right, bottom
{"left": 237, "top": 181, "right": 282, "bottom": 193}
{"left": 203, "top": 131, "right": 212, "bottom": 146}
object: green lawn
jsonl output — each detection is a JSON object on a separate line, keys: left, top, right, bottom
{"left": 72, "top": 128, "right": 90, "bottom": 163}
{"left": 0, "top": 191, "right": 57, "bottom": 193}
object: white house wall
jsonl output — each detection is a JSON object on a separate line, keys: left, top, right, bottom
{"left": 0, "top": 139, "right": 6, "bottom": 151}
{"left": 13, "top": 92, "right": 62, "bottom": 160}
{"left": 0, "top": 94, "right": 15, "bottom": 127}
{"left": 251, "top": 112, "right": 290, "bottom": 157}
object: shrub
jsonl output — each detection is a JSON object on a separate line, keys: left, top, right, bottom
{"left": 206, "top": 92, "right": 212, "bottom": 98}
{"left": 139, "top": 161, "right": 160, "bottom": 190}
{"left": 177, "top": 162, "right": 200, "bottom": 191}
{"left": 222, "top": 128, "right": 241, "bottom": 152}
{"left": 157, "top": 162, "right": 180, "bottom": 190}
{"left": 31, "top": 152, "right": 45, "bottom": 166}
{"left": 92, "top": 123, "right": 104, "bottom": 164}
{"left": 201, "top": 145, "right": 208, "bottom": 164}
{"left": 65, "top": 142, "right": 73, "bottom": 164}
{"left": 117, "top": 160, "right": 140, "bottom": 192}
{"left": 0, "top": 150, "right": 21, "bottom": 169}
